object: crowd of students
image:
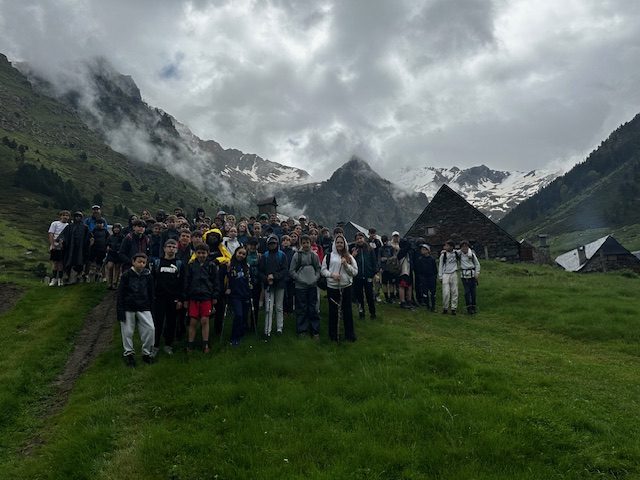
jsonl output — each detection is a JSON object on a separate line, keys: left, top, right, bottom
{"left": 47, "top": 205, "right": 480, "bottom": 367}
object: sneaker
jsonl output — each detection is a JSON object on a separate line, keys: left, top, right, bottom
{"left": 276, "top": 330, "right": 283, "bottom": 336}
{"left": 142, "top": 354, "right": 154, "bottom": 364}
{"left": 48, "top": 278, "right": 57, "bottom": 287}
{"left": 359, "top": 311, "right": 365, "bottom": 319}
{"left": 442, "top": 309, "right": 448, "bottom": 314}
{"left": 163, "top": 345, "right": 174, "bottom": 355}
{"left": 263, "top": 333, "right": 271, "bottom": 342}
{"left": 451, "top": 310, "right": 457, "bottom": 316}
{"left": 58, "top": 278, "right": 64, "bottom": 287}
{"left": 203, "top": 345, "right": 211, "bottom": 354}
{"left": 231, "top": 339, "right": 240, "bottom": 347}
{"left": 312, "top": 334, "right": 320, "bottom": 341}
{"left": 151, "top": 346, "right": 160, "bottom": 358}
{"left": 124, "top": 355, "right": 136, "bottom": 368}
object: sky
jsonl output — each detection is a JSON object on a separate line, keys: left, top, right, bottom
{"left": 1, "top": 0, "right": 640, "bottom": 180}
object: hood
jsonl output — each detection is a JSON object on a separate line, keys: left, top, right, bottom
{"left": 331, "top": 234, "right": 347, "bottom": 256}
{"left": 266, "top": 234, "right": 280, "bottom": 248}
{"left": 203, "top": 228, "right": 223, "bottom": 243}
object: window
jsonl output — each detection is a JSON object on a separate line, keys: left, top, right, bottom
{"left": 426, "top": 226, "right": 437, "bottom": 236}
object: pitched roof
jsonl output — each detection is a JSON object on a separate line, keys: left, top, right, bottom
{"left": 555, "top": 235, "right": 631, "bottom": 272}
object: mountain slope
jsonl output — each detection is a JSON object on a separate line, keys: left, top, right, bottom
{"left": 21, "top": 58, "right": 309, "bottom": 206}
{"left": 499, "top": 114, "right": 640, "bottom": 237}
{"left": 279, "top": 157, "right": 428, "bottom": 233}
{"left": 0, "top": 53, "right": 215, "bottom": 235}
{"left": 393, "top": 164, "right": 560, "bottom": 220}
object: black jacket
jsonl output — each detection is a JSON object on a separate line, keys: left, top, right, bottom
{"left": 119, "top": 232, "right": 150, "bottom": 266}
{"left": 117, "top": 267, "right": 154, "bottom": 321}
{"left": 185, "top": 260, "right": 220, "bottom": 301}
{"left": 152, "top": 258, "right": 185, "bottom": 300}
{"left": 414, "top": 254, "right": 437, "bottom": 278}
{"left": 352, "top": 245, "right": 378, "bottom": 279}
{"left": 258, "top": 248, "right": 288, "bottom": 289}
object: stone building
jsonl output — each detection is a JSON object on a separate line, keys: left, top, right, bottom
{"left": 256, "top": 196, "right": 278, "bottom": 216}
{"left": 555, "top": 235, "right": 640, "bottom": 273}
{"left": 404, "top": 184, "right": 522, "bottom": 260}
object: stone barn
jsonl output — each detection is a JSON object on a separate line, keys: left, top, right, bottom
{"left": 404, "top": 184, "right": 522, "bottom": 260}
{"left": 555, "top": 235, "right": 640, "bottom": 273}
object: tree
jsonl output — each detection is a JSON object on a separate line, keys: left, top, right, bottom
{"left": 121, "top": 180, "right": 133, "bottom": 192}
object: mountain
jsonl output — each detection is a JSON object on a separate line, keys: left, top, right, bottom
{"left": 0, "top": 53, "right": 216, "bottom": 236}
{"left": 499, "top": 113, "right": 640, "bottom": 237}
{"left": 393, "top": 164, "right": 560, "bottom": 220}
{"left": 279, "top": 157, "right": 428, "bottom": 233}
{"left": 20, "top": 57, "right": 309, "bottom": 207}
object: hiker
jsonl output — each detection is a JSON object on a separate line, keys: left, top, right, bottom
{"left": 85, "top": 205, "right": 108, "bottom": 232}
{"left": 105, "top": 223, "right": 125, "bottom": 290}
{"left": 225, "top": 246, "right": 252, "bottom": 346}
{"left": 258, "top": 234, "right": 288, "bottom": 339}
{"left": 439, "top": 240, "right": 459, "bottom": 315}
{"left": 223, "top": 226, "right": 241, "bottom": 256}
{"left": 289, "top": 234, "right": 321, "bottom": 339}
{"left": 88, "top": 218, "right": 109, "bottom": 282}
{"left": 321, "top": 234, "right": 358, "bottom": 342}
{"left": 397, "top": 238, "right": 414, "bottom": 309}
{"left": 185, "top": 243, "right": 219, "bottom": 353}
{"left": 117, "top": 252, "right": 155, "bottom": 367}
{"left": 459, "top": 240, "right": 481, "bottom": 314}
{"left": 201, "top": 228, "right": 231, "bottom": 338}
{"left": 379, "top": 235, "right": 398, "bottom": 303}
{"left": 351, "top": 232, "right": 378, "bottom": 319}
{"left": 280, "top": 234, "right": 296, "bottom": 315}
{"left": 119, "top": 220, "right": 150, "bottom": 268}
{"left": 62, "top": 211, "right": 91, "bottom": 284}
{"left": 151, "top": 239, "right": 185, "bottom": 357}
{"left": 149, "top": 223, "right": 163, "bottom": 264}
{"left": 246, "top": 237, "right": 262, "bottom": 333}
{"left": 414, "top": 244, "right": 437, "bottom": 311}
{"left": 47, "top": 210, "right": 70, "bottom": 286}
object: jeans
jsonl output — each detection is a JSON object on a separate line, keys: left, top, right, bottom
{"left": 295, "top": 287, "right": 320, "bottom": 335}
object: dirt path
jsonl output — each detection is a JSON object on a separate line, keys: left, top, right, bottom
{"left": 0, "top": 283, "right": 25, "bottom": 316}
{"left": 22, "top": 290, "right": 117, "bottom": 456}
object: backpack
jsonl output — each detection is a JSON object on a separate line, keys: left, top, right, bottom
{"left": 385, "top": 254, "right": 401, "bottom": 275}
{"left": 317, "top": 253, "right": 331, "bottom": 290}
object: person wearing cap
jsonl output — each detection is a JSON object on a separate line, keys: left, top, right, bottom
{"left": 414, "top": 244, "right": 438, "bottom": 311}
{"left": 85, "top": 205, "right": 108, "bottom": 233}
{"left": 62, "top": 211, "right": 91, "bottom": 284}
{"left": 298, "top": 215, "right": 309, "bottom": 234}
{"left": 47, "top": 210, "right": 70, "bottom": 286}
{"left": 258, "top": 235, "right": 288, "bottom": 338}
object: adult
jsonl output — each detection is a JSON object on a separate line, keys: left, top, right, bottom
{"left": 351, "top": 232, "right": 378, "bottom": 319}
{"left": 62, "top": 211, "right": 91, "bottom": 283}
{"left": 85, "top": 205, "right": 108, "bottom": 233}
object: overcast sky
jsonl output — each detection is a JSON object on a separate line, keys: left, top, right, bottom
{"left": 1, "top": 0, "right": 640, "bottom": 179}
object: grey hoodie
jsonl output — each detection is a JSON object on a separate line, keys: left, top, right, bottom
{"left": 289, "top": 249, "right": 320, "bottom": 288}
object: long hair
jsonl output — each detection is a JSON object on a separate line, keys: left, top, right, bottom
{"left": 333, "top": 234, "right": 352, "bottom": 261}
{"left": 229, "top": 246, "right": 250, "bottom": 278}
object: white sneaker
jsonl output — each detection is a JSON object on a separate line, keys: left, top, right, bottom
{"left": 58, "top": 278, "right": 64, "bottom": 287}
{"left": 48, "top": 278, "right": 57, "bottom": 287}
{"left": 163, "top": 345, "right": 174, "bottom": 355}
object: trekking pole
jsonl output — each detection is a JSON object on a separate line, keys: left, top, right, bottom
{"left": 336, "top": 287, "right": 343, "bottom": 345}
{"left": 265, "top": 285, "right": 272, "bottom": 339}
{"left": 219, "top": 297, "right": 228, "bottom": 345}
{"left": 249, "top": 295, "right": 259, "bottom": 340}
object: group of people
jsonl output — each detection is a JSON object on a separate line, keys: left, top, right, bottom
{"left": 47, "top": 205, "right": 480, "bottom": 367}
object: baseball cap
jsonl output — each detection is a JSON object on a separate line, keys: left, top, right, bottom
{"left": 91, "top": 205, "right": 101, "bottom": 209}
{"left": 392, "top": 231, "right": 400, "bottom": 236}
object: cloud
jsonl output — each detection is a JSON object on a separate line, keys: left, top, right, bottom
{"left": 2, "top": 0, "right": 640, "bottom": 180}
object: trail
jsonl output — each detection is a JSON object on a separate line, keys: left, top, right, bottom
{"left": 21, "top": 290, "right": 116, "bottom": 456}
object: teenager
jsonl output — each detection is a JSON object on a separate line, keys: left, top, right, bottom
{"left": 117, "top": 252, "right": 155, "bottom": 367}
{"left": 351, "top": 232, "right": 378, "bottom": 319}
{"left": 414, "top": 244, "right": 438, "bottom": 311}
{"left": 62, "top": 211, "right": 91, "bottom": 284}
{"left": 119, "top": 220, "right": 150, "bottom": 268}
{"left": 321, "top": 234, "right": 358, "bottom": 342}
{"left": 185, "top": 244, "right": 219, "bottom": 353}
{"left": 439, "top": 240, "right": 459, "bottom": 315}
{"left": 47, "top": 210, "right": 70, "bottom": 286}
{"left": 258, "top": 235, "right": 288, "bottom": 339}
{"left": 289, "top": 235, "right": 321, "bottom": 338}
{"left": 105, "top": 223, "right": 125, "bottom": 290}
{"left": 225, "top": 246, "right": 252, "bottom": 346}
{"left": 88, "top": 218, "right": 109, "bottom": 282}
{"left": 459, "top": 240, "right": 481, "bottom": 314}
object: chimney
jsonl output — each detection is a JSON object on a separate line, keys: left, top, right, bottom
{"left": 577, "top": 245, "right": 587, "bottom": 265}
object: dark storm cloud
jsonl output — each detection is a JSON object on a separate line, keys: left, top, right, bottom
{"left": 1, "top": 0, "right": 640, "bottom": 179}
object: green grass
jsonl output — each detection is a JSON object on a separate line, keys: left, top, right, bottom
{"left": 0, "top": 282, "right": 106, "bottom": 467}
{"left": 547, "top": 224, "right": 640, "bottom": 256}
{"left": 1, "top": 262, "right": 640, "bottom": 479}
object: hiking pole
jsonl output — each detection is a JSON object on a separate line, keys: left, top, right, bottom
{"left": 265, "top": 285, "right": 272, "bottom": 339}
{"left": 249, "top": 295, "right": 259, "bottom": 340}
{"left": 219, "top": 297, "right": 228, "bottom": 345}
{"left": 336, "top": 287, "right": 343, "bottom": 345}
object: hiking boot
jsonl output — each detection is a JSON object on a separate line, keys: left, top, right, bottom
{"left": 142, "top": 354, "right": 154, "bottom": 364}
{"left": 163, "top": 345, "right": 174, "bottom": 356}
{"left": 124, "top": 355, "right": 136, "bottom": 368}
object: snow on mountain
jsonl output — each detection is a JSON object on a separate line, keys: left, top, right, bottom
{"left": 393, "top": 165, "right": 561, "bottom": 220}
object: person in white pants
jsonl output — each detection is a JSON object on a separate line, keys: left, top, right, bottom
{"left": 438, "top": 240, "right": 459, "bottom": 315}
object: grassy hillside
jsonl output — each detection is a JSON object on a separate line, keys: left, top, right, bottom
{"left": 547, "top": 224, "right": 640, "bottom": 257}
{"left": 1, "top": 261, "right": 639, "bottom": 479}
{"left": 500, "top": 114, "right": 640, "bottom": 238}
{"left": 0, "top": 53, "right": 222, "bottom": 275}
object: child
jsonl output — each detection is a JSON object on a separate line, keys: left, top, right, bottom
{"left": 289, "top": 235, "right": 321, "bottom": 338}
{"left": 161, "top": 215, "right": 180, "bottom": 245}
{"left": 397, "top": 238, "right": 414, "bottom": 310}
{"left": 149, "top": 223, "right": 163, "bottom": 264}
{"left": 225, "top": 246, "right": 252, "bottom": 346}
{"left": 105, "top": 223, "right": 124, "bottom": 290}
{"left": 223, "top": 226, "right": 241, "bottom": 256}
{"left": 258, "top": 235, "right": 288, "bottom": 339}
{"left": 280, "top": 234, "right": 295, "bottom": 315}
{"left": 185, "top": 244, "right": 219, "bottom": 353}
{"left": 151, "top": 239, "right": 185, "bottom": 356}
{"left": 439, "top": 240, "right": 459, "bottom": 315}
{"left": 459, "top": 240, "right": 481, "bottom": 314}
{"left": 246, "top": 238, "right": 262, "bottom": 333}
{"left": 119, "top": 220, "right": 150, "bottom": 268}
{"left": 47, "top": 210, "right": 70, "bottom": 286}
{"left": 414, "top": 244, "right": 438, "bottom": 311}
{"left": 117, "top": 253, "right": 155, "bottom": 367}
{"left": 378, "top": 235, "right": 396, "bottom": 303}
{"left": 88, "top": 218, "right": 109, "bottom": 282}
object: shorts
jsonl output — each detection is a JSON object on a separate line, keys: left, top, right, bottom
{"left": 189, "top": 299, "right": 213, "bottom": 319}
{"left": 49, "top": 249, "right": 64, "bottom": 261}
{"left": 398, "top": 275, "right": 412, "bottom": 289}
{"left": 381, "top": 271, "right": 397, "bottom": 284}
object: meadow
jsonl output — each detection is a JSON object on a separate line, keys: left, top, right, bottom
{"left": 1, "top": 261, "right": 639, "bottom": 479}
